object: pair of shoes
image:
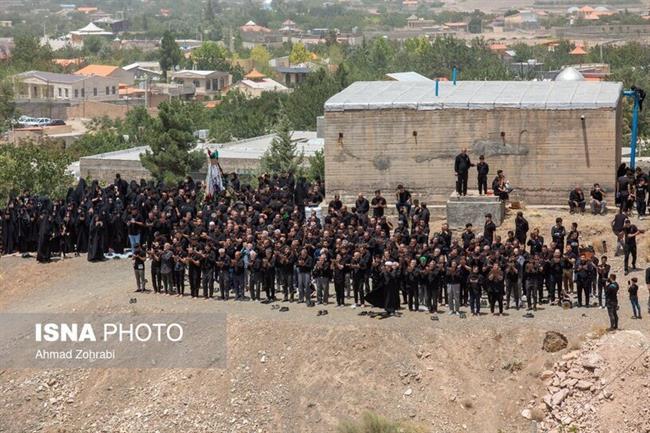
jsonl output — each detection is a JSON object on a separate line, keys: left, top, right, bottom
{"left": 317, "top": 310, "right": 328, "bottom": 316}
{"left": 279, "top": 306, "right": 289, "bottom": 312}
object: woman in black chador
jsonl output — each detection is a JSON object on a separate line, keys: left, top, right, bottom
{"left": 36, "top": 211, "right": 55, "bottom": 263}
{"left": 87, "top": 210, "right": 106, "bottom": 262}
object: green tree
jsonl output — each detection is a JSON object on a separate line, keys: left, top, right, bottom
{"left": 0, "top": 141, "right": 74, "bottom": 203}
{"left": 83, "top": 36, "right": 105, "bottom": 56}
{"left": 307, "top": 149, "right": 324, "bottom": 181}
{"left": 260, "top": 110, "right": 304, "bottom": 175}
{"left": 209, "top": 90, "right": 287, "bottom": 141}
{"left": 0, "top": 79, "right": 15, "bottom": 133}
{"left": 159, "top": 31, "right": 182, "bottom": 80}
{"left": 289, "top": 42, "right": 311, "bottom": 65}
{"left": 140, "top": 100, "right": 204, "bottom": 184}
{"left": 285, "top": 69, "right": 343, "bottom": 130}
{"left": 250, "top": 45, "right": 272, "bottom": 75}
{"left": 191, "top": 41, "right": 230, "bottom": 71}
{"left": 10, "top": 33, "right": 53, "bottom": 71}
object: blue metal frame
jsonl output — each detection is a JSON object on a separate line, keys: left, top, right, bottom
{"left": 623, "top": 89, "right": 640, "bottom": 168}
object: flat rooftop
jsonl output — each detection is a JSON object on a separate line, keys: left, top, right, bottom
{"left": 324, "top": 80, "right": 623, "bottom": 111}
{"left": 80, "top": 131, "right": 323, "bottom": 162}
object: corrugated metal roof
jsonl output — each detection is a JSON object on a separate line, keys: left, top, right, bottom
{"left": 324, "top": 80, "right": 623, "bottom": 111}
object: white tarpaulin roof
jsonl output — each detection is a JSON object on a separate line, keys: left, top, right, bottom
{"left": 324, "top": 80, "right": 623, "bottom": 111}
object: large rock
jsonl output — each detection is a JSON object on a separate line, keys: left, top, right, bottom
{"left": 543, "top": 331, "right": 568, "bottom": 353}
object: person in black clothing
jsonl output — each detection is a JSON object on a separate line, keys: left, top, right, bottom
{"left": 605, "top": 274, "right": 619, "bottom": 330}
{"left": 597, "top": 256, "right": 610, "bottom": 308}
{"left": 371, "top": 190, "right": 386, "bottom": 218}
{"left": 568, "top": 185, "right": 586, "bottom": 214}
{"left": 404, "top": 259, "right": 420, "bottom": 311}
{"left": 590, "top": 183, "right": 607, "bottom": 215}
{"left": 454, "top": 148, "right": 474, "bottom": 196}
{"left": 575, "top": 255, "right": 593, "bottom": 307}
{"left": 514, "top": 211, "right": 529, "bottom": 245}
{"left": 618, "top": 169, "right": 634, "bottom": 212}
{"left": 187, "top": 246, "right": 201, "bottom": 298}
{"left": 484, "top": 213, "right": 496, "bottom": 246}
{"left": 395, "top": 185, "right": 412, "bottom": 215}
{"left": 200, "top": 244, "right": 215, "bottom": 299}
{"left": 623, "top": 219, "right": 643, "bottom": 274}
{"left": 628, "top": 277, "right": 642, "bottom": 319}
{"left": 332, "top": 254, "right": 346, "bottom": 307}
{"left": 476, "top": 155, "right": 489, "bottom": 195}
{"left": 467, "top": 265, "right": 483, "bottom": 315}
{"left": 551, "top": 217, "right": 566, "bottom": 253}
{"left": 355, "top": 193, "right": 370, "bottom": 217}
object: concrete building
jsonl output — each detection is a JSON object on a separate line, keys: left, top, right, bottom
{"left": 170, "top": 70, "right": 232, "bottom": 98}
{"left": 13, "top": 71, "right": 120, "bottom": 102}
{"left": 79, "top": 131, "right": 323, "bottom": 182}
{"left": 323, "top": 80, "right": 623, "bottom": 205}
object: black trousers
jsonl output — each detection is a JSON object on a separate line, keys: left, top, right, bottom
{"left": 577, "top": 280, "right": 590, "bottom": 306}
{"left": 488, "top": 292, "right": 503, "bottom": 314}
{"left": 478, "top": 175, "right": 488, "bottom": 195}
{"left": 189, "top": 267, "right": 201, "bottom": 297}
{"left": 607, "top": 303, "right": 618, "bottom": 329}
{"left": 334, "top": 279, "right": 345, "bottom": 306}
{"left": 353, "top": 275, "right": 365, "bottom": 305}
{"left": 624, "top": 244, "right": 637, "bottom": 271}
{"left": 425, "top": 286, "right": 438, "bottom": 312}
{"left": 407, "top": 284, "right": 419, "bottom": 311}
{"left": 456, "top": 172, "right": 468, "bottom": 195}
{"left": 202, "top": 269, "right": 213, "bottom": 298}
{"left": 174, "top": 268, "right": 185, "bottom": 295}
{"left": 151, "top": 265, "right": 161, "bottom": 293}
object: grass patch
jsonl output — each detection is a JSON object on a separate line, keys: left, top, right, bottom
{"left": 337, "top": 412, "right": 422, "bottom": 433}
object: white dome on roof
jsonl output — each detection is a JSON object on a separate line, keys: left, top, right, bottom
{"left": 595, "top": 6, "right": 609, "bottom": 11}
{"left": 567, "top": 6, "right": 579, "bottom": 13}
{"left": 555, "top": 66, "right": 585, "bottom": 81}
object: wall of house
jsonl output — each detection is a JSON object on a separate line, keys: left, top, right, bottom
{"left": 324, "top": 106, "right": 621, "bottom": 205}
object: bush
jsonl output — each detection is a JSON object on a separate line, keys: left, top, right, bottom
{"left": 337, "top": 412, "right": 421, "bottom": 433}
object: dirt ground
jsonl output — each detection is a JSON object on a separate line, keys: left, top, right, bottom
{"left": 0, "top": 208, "right": 649, "bottom": 433}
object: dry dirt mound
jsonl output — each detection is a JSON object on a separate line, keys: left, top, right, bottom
{"left": 523, "top": 330, "right": 650, "bottom": 433}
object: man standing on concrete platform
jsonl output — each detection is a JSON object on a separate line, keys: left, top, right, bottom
{"left": 476, "top": 155, "right": 489, "bottom": 195}
{"left": 454, "top": 148, "right": 473, "bottom": 196}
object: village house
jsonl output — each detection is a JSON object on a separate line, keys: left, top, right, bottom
{"left": 170, "top": 70, "right": 232, "bottom": 98}
{"left": 233, "top": 69, "right": 290, "bottom": 97}
{"left": 13, "top": 71, "right": 120, "bottom": 102}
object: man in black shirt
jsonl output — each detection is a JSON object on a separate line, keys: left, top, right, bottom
{"left": 476, "top": 155, "right": 489, "bottom": 195}
{"left": 623, "top": 219, "right": 642, "bottom": 274}
{"left": 484, "top": 213, "right": 496, "bottom": 246}
{"left": 514, "top": 211, "right": 529, "bottom": 245}
{"left": 355, "top": 193, "right": 370, "bottom": 217}
{"left": 568, "top": 186, "right": 586, "bottom": 214}
{"left": 605, "top": 274, "right": 619, "bottom": 330}
{"left": 590, "top": 183, "right": 607, "bottom": 215}
{"left": 371, "top": 190, "right": 386, "bottom": 218}
{"left": 551, "top": 217, "right": 566, "bottom": 253}
{"left": 454, "top": 148, "right": 473, "bottom": 196}
{"left": 395, "top": 185, "right": 412, "bottom": 215}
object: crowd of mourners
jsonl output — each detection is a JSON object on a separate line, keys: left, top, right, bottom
{"left": 0, "top": 160, "right": 648, "bottom": 328}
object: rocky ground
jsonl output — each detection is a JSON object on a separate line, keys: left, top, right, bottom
{"left": 0, "top": 208, "right": 649, "bottom": 433}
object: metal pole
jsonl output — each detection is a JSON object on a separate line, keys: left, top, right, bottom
{"left": 452, "top": 67, "right": 457, "bottom": 85}
{"left": 435, "top": 79, "right": 439, "bottom": 96}
{"left": 630, "top": 92, "right": 639, "bottom": 169}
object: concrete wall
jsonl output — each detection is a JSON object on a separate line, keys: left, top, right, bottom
{"left": 66, "top": 101, "right": 132, "bottom": 120}
{"left": 79, "top": 158, "right": 151, "bottom": 183}
{"left": 324, "top": 106, "right": 621, "bottom": 205}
